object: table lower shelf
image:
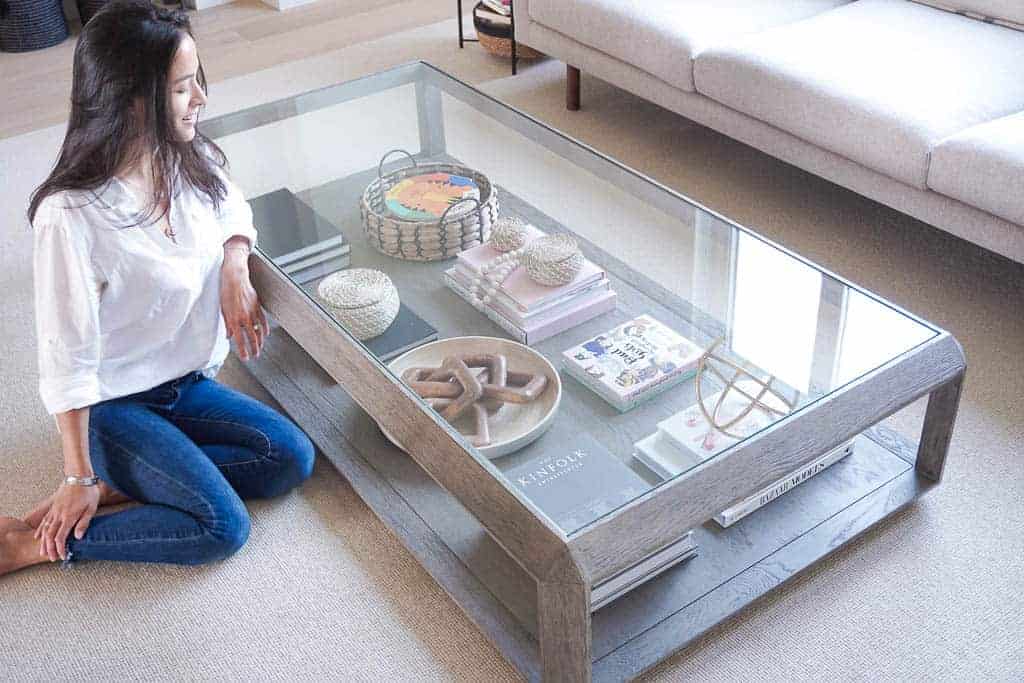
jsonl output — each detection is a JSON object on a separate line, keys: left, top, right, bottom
{"left": 247, "top": 324, "right": 934, "bottom": 682}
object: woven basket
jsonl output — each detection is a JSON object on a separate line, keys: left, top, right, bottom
{"left": 77, "top": 0, "right": 113, "bottom": 27}
{"left": 361, "top": 149, "right": 499, "bottom": 261}
{"left": 317, "top": 268, "right": 400, "bottom": 340}
{"left": 0, "top": 0, "right": 68, "bottom": 53}
{"left": 473, "top": 5, "right": 541, "bottom": 60}
{"left": 524, "top": 234, "right": 583, "bottom": 286}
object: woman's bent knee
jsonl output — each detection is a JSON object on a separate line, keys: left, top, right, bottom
{"left": 191, "top": 501, "right": 251, "bottom": 564}
{"left": 264, "top": 422, "right": 315, "bottom": 497}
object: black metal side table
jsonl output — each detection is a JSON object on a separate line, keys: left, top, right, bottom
{"left": 457, "top": 0, "right": 520, "bottom": 75}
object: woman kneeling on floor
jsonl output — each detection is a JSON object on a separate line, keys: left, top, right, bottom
{"left": 0, "top": 0, "right": 315, "bottom": 576}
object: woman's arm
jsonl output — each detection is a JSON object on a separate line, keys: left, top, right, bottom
{"left": 36, "top": 406, "right": 100, "bottom": 562}
{"left": 221, "top": 237, "right": 268, "bottom": 361}
{"left": 56, "top": 407, "right": 94, "bottom": 478}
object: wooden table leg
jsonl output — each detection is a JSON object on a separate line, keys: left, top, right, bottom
{"left": 567, "top": 64, "right": 581, "bottom": 111}
{"left": 916, "top": 369, "right": 965, "bottom": 482}
{"left": 538, "top": 549, "right": 591, "bottom": 682}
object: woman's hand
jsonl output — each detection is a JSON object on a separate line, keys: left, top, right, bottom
{"left": 221, "top": 242, "right": 269, "bottom": 361}
{"left": 35, "top": 483, "right": 100, "bottom": 561}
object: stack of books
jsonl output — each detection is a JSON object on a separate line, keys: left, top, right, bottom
{"left": 247, "top": 188, "right": 350, "bottom": 285}
{"left": 503, "top": 433, "right": 697, "bottom": 611}
{"left": 634, "top": 381, "right": 855, "bottom": 527}
{"left": 444, "top": 225, "right": 617, "bottom": 345}
{"left": 475, "top": 1, "right": 511, "bottom": 30}
{"left": 562, "top": 315, "right": 704, "bottom": 412}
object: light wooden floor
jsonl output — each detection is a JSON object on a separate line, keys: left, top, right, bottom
{"left": 0, "top": 0, "right": 461, "bottom": 140}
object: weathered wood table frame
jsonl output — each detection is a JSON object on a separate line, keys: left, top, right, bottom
{"left": 203, "top": 62, "right": 966, "bottom": 682}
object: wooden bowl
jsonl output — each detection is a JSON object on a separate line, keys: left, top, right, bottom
{"left": 380, "top": 336, "right": 561, "bottom": 459}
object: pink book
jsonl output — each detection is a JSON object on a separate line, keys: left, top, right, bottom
{"left": 444, "top": 269, "right": 618, "bottom": 345}
{"left": 457, "top": 225, "right": 605, "bottom": 313}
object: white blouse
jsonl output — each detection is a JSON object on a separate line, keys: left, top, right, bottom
{"left": 32, "top": 160, "right": 258, "bottom": 415}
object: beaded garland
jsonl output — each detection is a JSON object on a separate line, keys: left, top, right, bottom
{"left": 465, "top": 220, "right": 584, "bottom": 309}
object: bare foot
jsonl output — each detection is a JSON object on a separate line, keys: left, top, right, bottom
{"left": 0, "top": 517, "right": 50, "bottom": 576}
{"left": 23, "top": 480, "right": 133, "bottom": 528}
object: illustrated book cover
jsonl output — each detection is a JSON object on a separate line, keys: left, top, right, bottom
{"left": 561, "top": 315, "right": 703, "bottom": 412}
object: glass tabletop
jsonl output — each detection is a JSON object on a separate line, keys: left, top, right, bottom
{"left": 205, "top": 62, "right": 937, "bottom": 536}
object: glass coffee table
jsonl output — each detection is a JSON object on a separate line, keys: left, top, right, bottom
{"left": 202, "top": 62, "right": 965, "bottom": 682}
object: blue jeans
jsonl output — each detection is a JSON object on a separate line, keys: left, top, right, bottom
{"left": 65, "top": 370, "right": 315, "bottom": 566}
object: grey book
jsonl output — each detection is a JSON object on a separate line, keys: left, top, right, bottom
{"left": 247, "top": 187, "right": 347, "bottom": 267}
{"left": 591, "top": 532, "right": 697, "bottom": 611}
{"left": 503, "top": 433, "right": 650, "bottom": 534}
{"left": 287, "top": 254, "right": 350, "bottom": 285}
{"left": 364, "top": 304, "right": 439, "bottom": 362}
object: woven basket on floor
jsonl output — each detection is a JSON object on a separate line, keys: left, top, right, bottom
{"left": 473, "top": 4, "right": 541, "bottom": 60}
{"left": 361, "top": 150, "right": 499, "bottom": 261}
{"left": 0, "top": 0, "right": 68, "bottom": 53}
{"left": 77, "top": 0, "right": 114, "bottom": 27}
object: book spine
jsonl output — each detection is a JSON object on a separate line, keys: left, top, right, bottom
{"left": 714, "top": 443, "right": 854, "bottom": 527}
{"left": 524, "top": 291, "right": 617, "bottom": 344}
{"left": 453, "top": 260, "right": 604, "bottom": 314}
{"left": 280, "top": 244, "right": 350, "bottom": 272}
{"left": 451, "top": 266, "right": 609, "bottom": 324}
{"left": 443, "top": 273, "right": 527, "bottom": 343}
{"left": 619, "top": 362, "right": 700, "bottom": 403}
{"left": 562, "top": 361, "right": 631, "bottom": 412}
{"left": 274, "top": 234, "right": 346, "bottom": 267}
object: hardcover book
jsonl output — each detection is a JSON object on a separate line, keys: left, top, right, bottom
{"left": 287, "top": 254, "right": 350, "bottom": 285}
{"left": 452, "top": 262, "right": 610, "bottom": 324}
{"left": 657, "top": 381, "right": 790, "bottom": 457}
{"left": 503, "top": 433, "right": 649, "bottom": 532}
{"left": 247, "top": 188, "right": 348, "bottom": 266}
{"left": 363, "top": 303, "right": 438, "bottom": 362}
{"left": 561, "top": 315, "right": 703, "bottom": 412}
{"left": 455, "top": 224, "right": 605, "bottom": 313}
{"left": 634, "top": 430, "right": 854, "bottom": 528}
{"left": 591, "top": 531, "right": 697, "bottom": 611}
{"left": 444, "top": 270, "right": 617, "bottom": 345}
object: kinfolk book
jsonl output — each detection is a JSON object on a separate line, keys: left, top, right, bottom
{"left": 562, "top": 315, "right": 703, "bottom": 412}
{"left": 504, "top": 435, "right": 698, "bottom": 609}
{"left": 504, "top": 434, "right": 648, "bottom": 533}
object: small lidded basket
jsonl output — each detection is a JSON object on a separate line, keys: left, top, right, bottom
{"left": 317, "top": 268, "right": 400, "bottom": 340}
{"left": 523, "top": 233, "right": 583, "bottom": 286}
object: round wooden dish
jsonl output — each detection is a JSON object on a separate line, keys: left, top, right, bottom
{"left": 380, "top": 336, "right": 561, "bottom": 459}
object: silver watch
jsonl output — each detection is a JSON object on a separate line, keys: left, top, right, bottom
{"left": 64, "top": 475, "right": 100, "bottom": 487}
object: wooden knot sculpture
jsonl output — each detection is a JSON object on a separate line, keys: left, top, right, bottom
{"left": 402, "top": 353, "right": 548, "bottom": 447}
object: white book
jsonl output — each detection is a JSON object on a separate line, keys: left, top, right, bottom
{"left": 634, "top": 431, "right": 854, "bottom": 528}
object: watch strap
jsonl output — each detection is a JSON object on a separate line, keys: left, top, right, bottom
{"left": 64, "top": 475, "right": 100, "bottom": 487}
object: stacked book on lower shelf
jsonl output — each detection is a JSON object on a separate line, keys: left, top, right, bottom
{"left": 503, "top": 433, "right": 697, "bottom": 611}
{"left": 635, "top": 381, "right": 855, "bottom": 527}
{"left": 247, "top": 188, "right": 350, "bottom": 284}
{"left": 444, "top": 224, "right": 617, "bottom": 344}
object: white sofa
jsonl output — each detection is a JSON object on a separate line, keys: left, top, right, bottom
{"left": 515, "top": 0, "right": 1024, "bottom": 264}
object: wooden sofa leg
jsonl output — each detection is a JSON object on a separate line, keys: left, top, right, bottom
{"left": 567, "top": 64, "right": 580, "bottom": 111}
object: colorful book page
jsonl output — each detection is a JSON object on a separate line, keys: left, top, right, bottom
{"left": 384, "top": 172, "right": 480, "bottom": 221}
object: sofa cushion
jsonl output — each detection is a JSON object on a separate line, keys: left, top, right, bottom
{"left": 527, "top": 0, "right": 850, "bottom": 93}
{"left": 694, "top": 0, "right": 1024, "bottom": 188}
{"left": 913, "top": 1, "right": 1024, "bottom": 27}
{"left": 927, "top": 113, "right": 1024, "bottom": 226}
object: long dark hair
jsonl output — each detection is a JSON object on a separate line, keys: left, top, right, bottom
{"left": 28, "top": 0, "right": 228, "bottom": 227}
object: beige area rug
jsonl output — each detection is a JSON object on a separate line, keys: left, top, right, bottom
{"left": 3, "top": 16, "right": 1024, "bottom": 683}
